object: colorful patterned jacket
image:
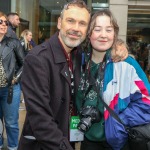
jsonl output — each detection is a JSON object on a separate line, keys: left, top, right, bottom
{"left": 103, "top": 56, "right": 150, "bottom": 150}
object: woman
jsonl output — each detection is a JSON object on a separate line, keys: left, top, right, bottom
{"left": 76, "top": 9, "right": 150, "bottom": 150}
{"left": 0, "top": 12, "right": 24, "bottom": 150}
{"left": 20, "top": 29, "right": 34, "bottom": 56}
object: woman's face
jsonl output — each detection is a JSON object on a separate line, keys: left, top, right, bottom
{"left": 26, "top": 32, "right": 32, "bottom": 42}
{"left": 0, "top": 16, "right": 8, "bottom": 36}
{"left": 90, "top": 15, "right": 115, "bottom": 52}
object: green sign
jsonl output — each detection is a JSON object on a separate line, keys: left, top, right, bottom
{"left": 70, "top": 116, "right": 80, "bottom": 129}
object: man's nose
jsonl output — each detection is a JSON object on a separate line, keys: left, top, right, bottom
{"left": 73, "top": 23, "right": 80, "bottom": 31}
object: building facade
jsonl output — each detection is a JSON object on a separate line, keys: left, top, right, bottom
{"left": 0, "top": 0, "right": 150, "bottom": 44}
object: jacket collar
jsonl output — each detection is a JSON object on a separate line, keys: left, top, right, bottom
{"left": 8, "top": 22, "right": 16, "bottom": 32}
{"left": 50, "top": 32, "right": 66, "bottom": 64}
{"left": 46, "top": 32, "right": 70, "bottom": 85}
{"left": 48, "top": 32, "right": 78, "bottom": 64}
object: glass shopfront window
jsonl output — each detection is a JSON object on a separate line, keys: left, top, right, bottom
{"left": 38, "top": 0, "right": 69, "bottom": 44}
{"left": 9, "top": 0, "right": 109, "bottom": 44}
{"left": 91, "top": 0, "right": 109, "bottom": 13}
{"left": 17, "top": 0, "right": 73, "bottom": 44}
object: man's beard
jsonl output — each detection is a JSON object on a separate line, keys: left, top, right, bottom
{"left": 60, "top": 30, "right": 85, "bottom": 48}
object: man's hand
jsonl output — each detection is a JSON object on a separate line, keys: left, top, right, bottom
{"left": 111, "top": 44, "right": 128, "bottom": 62}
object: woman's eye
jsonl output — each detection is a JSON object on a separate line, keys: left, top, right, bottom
{"left": 107, "top": 29, "right": 112, "bottom": 32}
{"left": 94, "top": 28, "right": 101, "bottom": 32}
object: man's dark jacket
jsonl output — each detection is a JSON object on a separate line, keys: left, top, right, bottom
{"left": 18, "top": 32, "right": 82, "bottom": 150}
{"left": 7, "top": 22, "right": 18, "bottom": 39}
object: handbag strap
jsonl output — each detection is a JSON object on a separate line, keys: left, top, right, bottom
{"left": 0, "top": 42, "right": 5, "bottom": 57}
{"left": 100, "top": 95, "right": 124, "bottom": 124}
{"left": 94, "top": 85, "right": 127, "bottom": 128}
{"left": 0, "top": 39, "right": 8, "bottom": 60}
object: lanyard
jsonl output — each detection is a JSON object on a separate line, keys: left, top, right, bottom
{"left": 81, "top": 53, "right": 106, "bottom": 107}
{"left": 68, "top": 52, "right": 77, "bottom": 116}
{"left": 69, "top": 67, "right": 74, "bottom": 95}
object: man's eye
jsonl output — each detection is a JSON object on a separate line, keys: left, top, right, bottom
{"left": 67, "top": 19, "right": 74, "bottom": 23}
{"left": 79, "top": 22, "right": 87, "bottom": 26}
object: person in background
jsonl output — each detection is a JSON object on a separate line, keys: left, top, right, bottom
{"left": 7, "top": 12, "right": 20, "bottom": 39}
{"left": 20, "top": 29, "right": 34, "bottom": 56}
{"left": 7, "top": 12, "right": 23, "bottom": 119}
{"left": 147, "top": 44, "right": 150, "bottom": 81}
{"left": 18, "top": 1, "right": 128, "bottom": 150}
{"left": 20, "top": 29, "right": 35, "bottom": 103}
{"left": 76, "top": 9, "right": 150, "bottom": 150}
{"left": 0, "top": 11, "right": 24, "bottom": 150}
{"left": 30, "top": 39, "right": 36, "bottom": 47}
{"left": 147, "top": 44, "right": 150, "bottom": 70}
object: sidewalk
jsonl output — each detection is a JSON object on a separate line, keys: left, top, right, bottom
{"left": 2, "top": 102, "right": 81, "bottom": 150}
{"left": 3, "top": 102, "right": 26, "bottom": 150}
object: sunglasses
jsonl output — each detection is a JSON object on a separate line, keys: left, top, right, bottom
{"left": 0, "top": 19, "right": 9, "bottom": 26}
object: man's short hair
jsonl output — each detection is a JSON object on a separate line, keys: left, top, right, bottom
{"left": 60, "top": 0, "right": 91, "bottom": 18}
{"left": 7, "top": 12, "right": 19, "bottom": 18}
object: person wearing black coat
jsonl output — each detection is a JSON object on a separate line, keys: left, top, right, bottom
{"left": 7, "top": 12, "right": 20, "bottom": 39}
{"left": 18, "top": 1, "right": 91, "bottom": 150}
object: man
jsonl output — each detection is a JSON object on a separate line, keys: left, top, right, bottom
{"left": 18, "top": 1, "right": 128, "bottom": 150}
{"left": 7, "top": 12, "right": 20, "bottom": 39}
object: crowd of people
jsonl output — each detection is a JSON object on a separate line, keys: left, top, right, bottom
{"left": 128, "top": 38, "right": 150, "bottom": 73}
{"left": 0, "top": 12, "right": 36, "bottom": 150}
{"left": 0, "top": 0, "right": 150, "bottom": 150}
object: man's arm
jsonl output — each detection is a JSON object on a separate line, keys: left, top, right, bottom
{"left": 21, "top": 54, "right": 73, "bottom": 150}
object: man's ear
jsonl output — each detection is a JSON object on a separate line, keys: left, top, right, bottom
{"left": 57, "top": 17, "right": 62, "bottom": 29}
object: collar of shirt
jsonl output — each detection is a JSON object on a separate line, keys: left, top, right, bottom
{"left": 58, "top": 36, "right": 73, "bottom": 72}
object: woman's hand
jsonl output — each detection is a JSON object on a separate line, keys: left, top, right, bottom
{"left": 12, "top": 78, "right": 17, "bottom": 85}
{"left": 111, "top": 44, "right": 128, "bottom": 62}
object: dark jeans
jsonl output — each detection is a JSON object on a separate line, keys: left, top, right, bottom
{"left": 80, "top": 137, "right": 130, "bottom": 150}
{"left": 0, "top": 83, "right": 21, "bottom": 149}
